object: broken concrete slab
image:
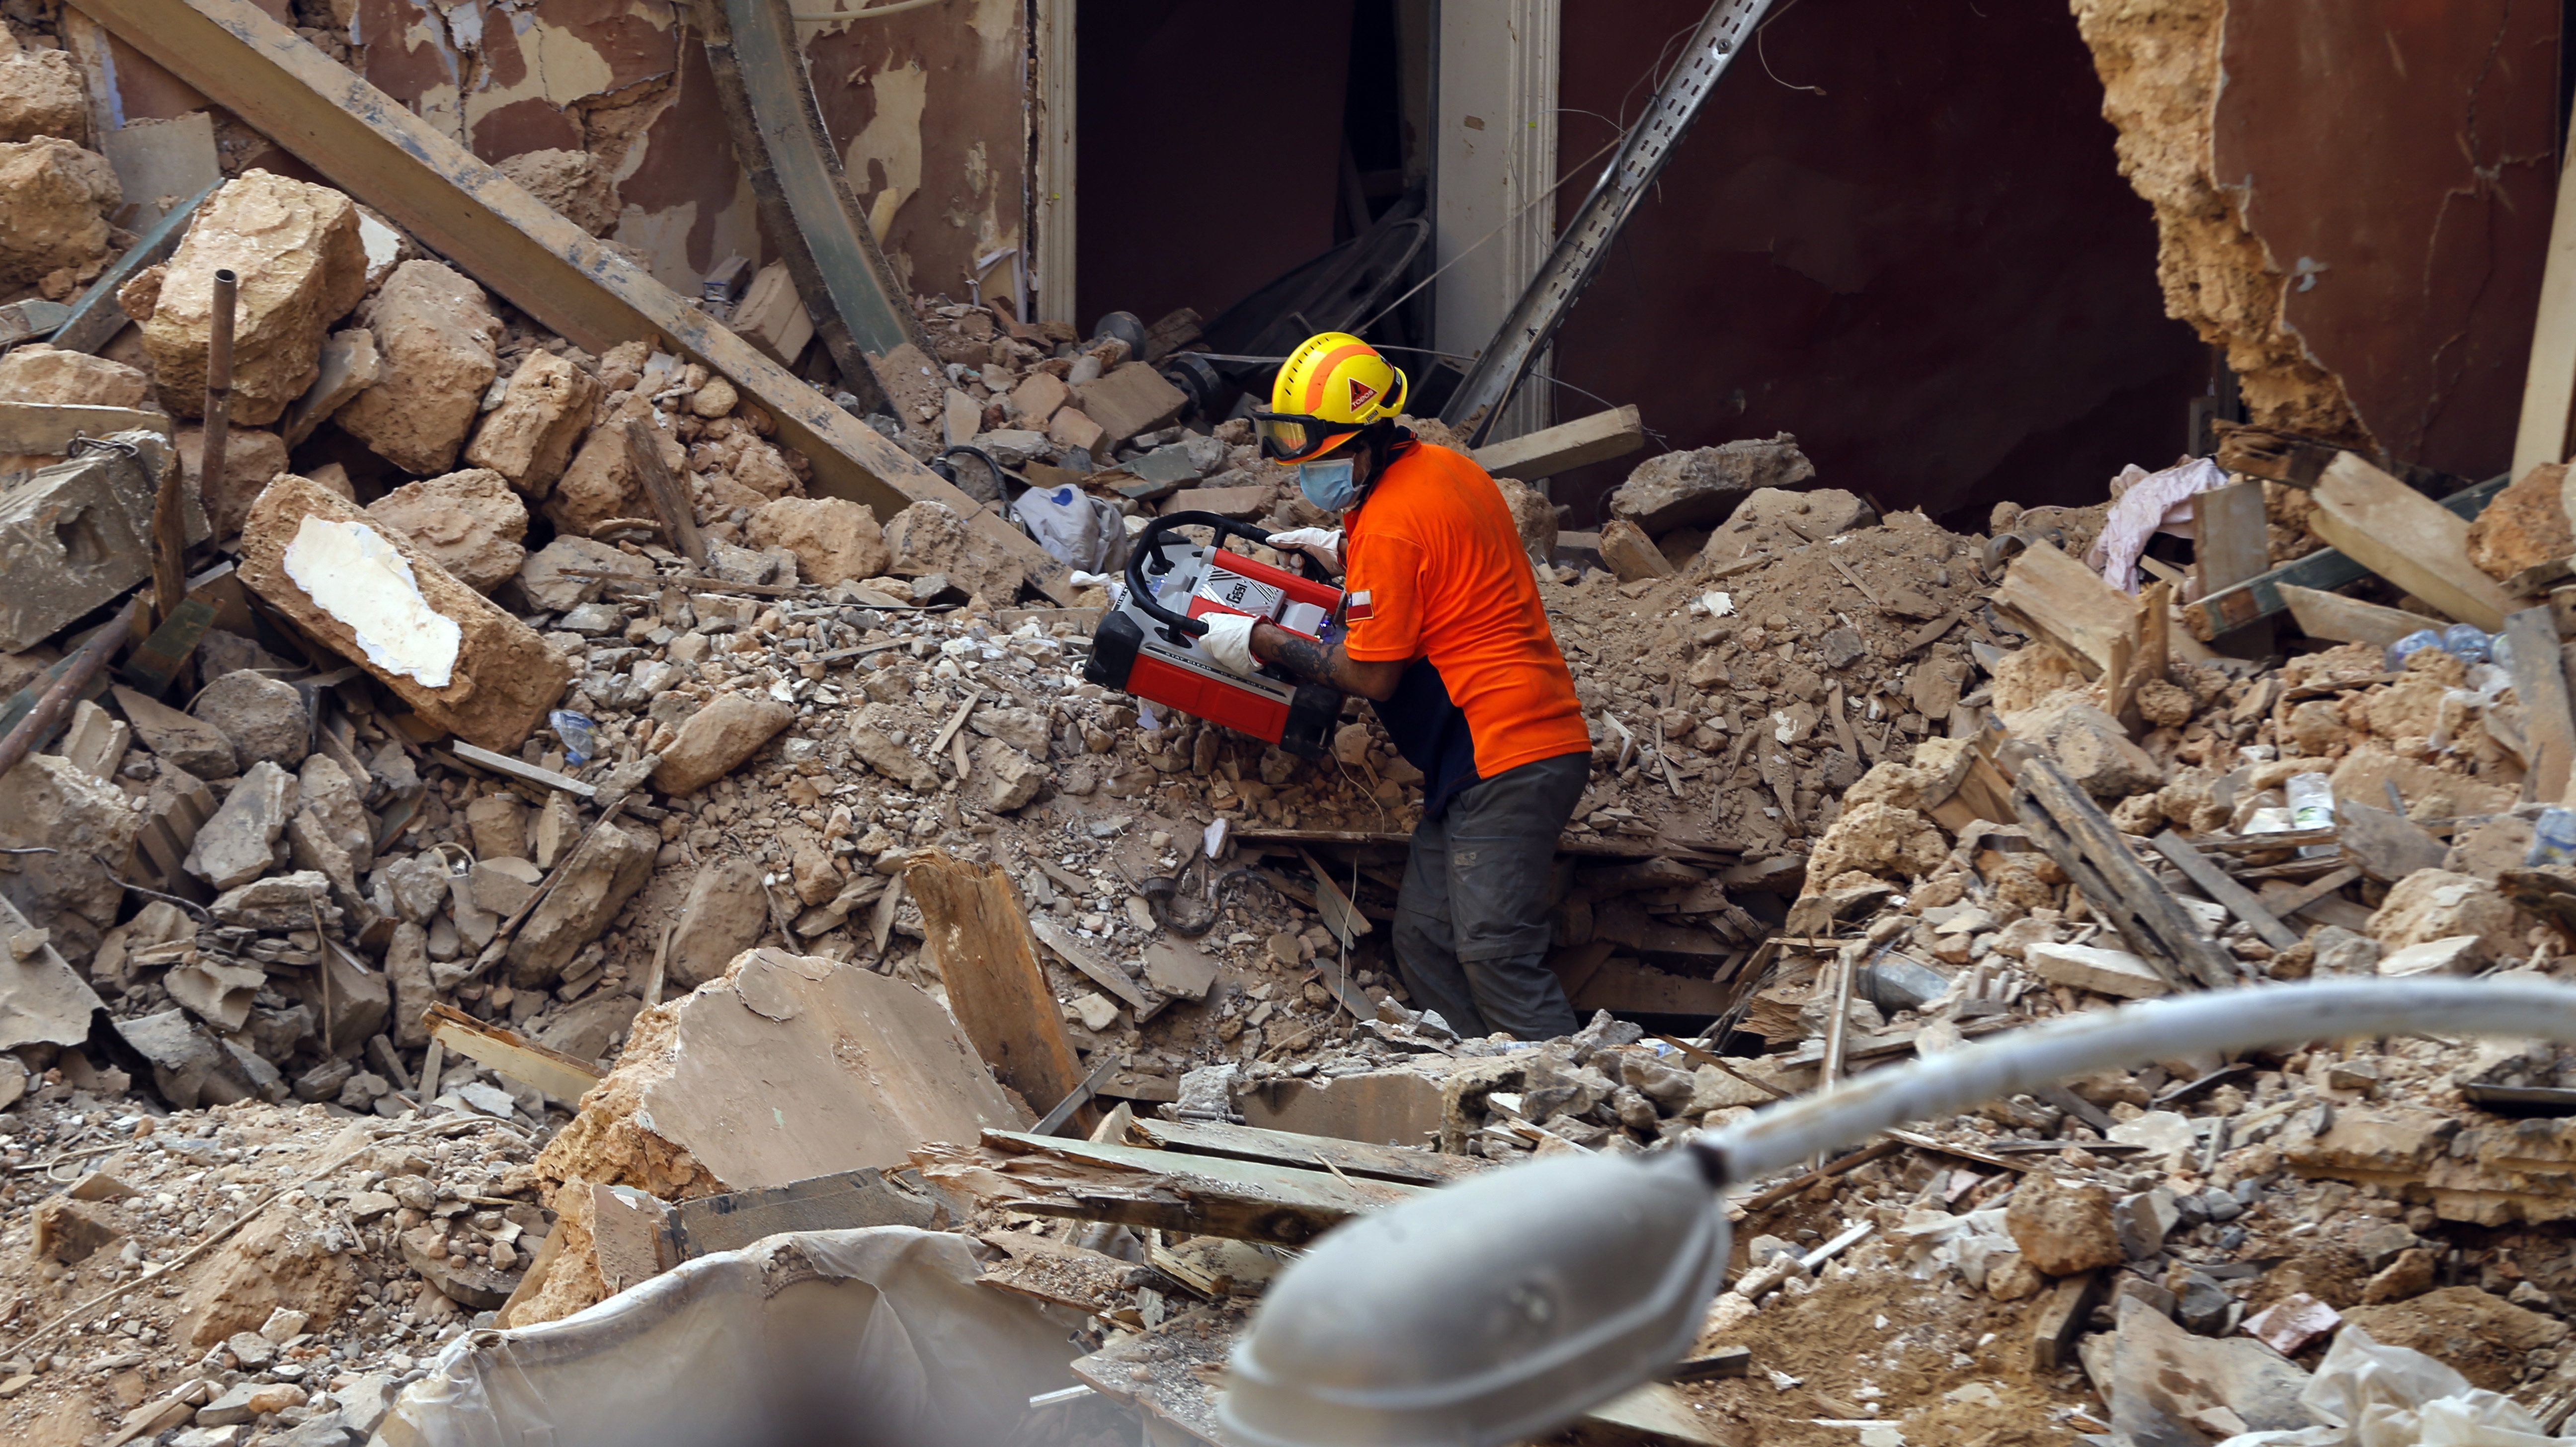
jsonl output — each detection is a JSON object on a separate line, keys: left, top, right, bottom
{"left": 2024, "top": 941, "right": 2172, "bottom": 999}
{"left": 2103, "top": 1296, "right": 2315, "bottom": 1446}
{"left": 519, "top": 535, "right": 649, "bottom": 613}
{"left": 117, "top": 1007, "right": 259, "bottom": 1108}
{"left": 0, "top": 887, "right": 107, "bottom": 1052}
{"left": 139, "top": 169, "right": 368, "bottom": 426}
{"left": 1073, "top": 362, "right": 1187, "bottom": 446}
{"left": 464, "top": 351, "right": 600, "bottom": 498}
{"left": 883, "top": 498, "right": 1023, "bottom": 602}
{"left": 237, "top": 473, "right": 573, "bottom": 752}
{"left": 515, "top": 950, "right": 1028, "bottom": 1325}
{"left": 505, "top": 819, "right": 655, "bottom": 984}
{"left": 0, "top": 433, "right": 173, "bottom": 651}
{"left": 364, "top": 468, "right": 529, "bottom": 594}
{"left": 1608, "top": 433, "right": 1816, "bottom": 535}
{"left": 333, "top": 259, "right": 501, "bottom": 475}
{"left": 546, "top": 393, "right": 680, "bottom": 540}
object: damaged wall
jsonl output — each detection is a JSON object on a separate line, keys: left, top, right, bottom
{"left": 68, "top": 0, "right": 1029, "bottom": 323}
{"left": 2204, "top": 0, "right": 2555, "bottom": 480}
{"left": 1541, "top": 0, "right": 2206, "bottom": 529}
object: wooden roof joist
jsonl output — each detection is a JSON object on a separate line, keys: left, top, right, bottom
{"left": 65, "top": 0, "right": 1072, "bottom": 603}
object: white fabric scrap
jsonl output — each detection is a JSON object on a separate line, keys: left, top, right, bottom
{"left": 2087, "top": 456, "right": 2230, "bottom": 594}
{"left": 281, "top": 515, "right": 462, "bottom": 688}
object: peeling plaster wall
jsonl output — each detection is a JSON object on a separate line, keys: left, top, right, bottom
{"left": 2074, "top": 0, "right": 2559, "bottom": 480}
{"left": 85, "top": 0, "right": 1031, "bottom": 324}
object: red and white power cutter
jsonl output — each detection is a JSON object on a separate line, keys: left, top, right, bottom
{"left": 1083, "top": 511, "right": 1346, "bottom": 757}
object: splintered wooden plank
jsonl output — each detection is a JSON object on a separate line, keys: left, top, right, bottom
{"left": 2194, "top": 479, "right": 2275, "bottom": 652}
{"left": 2517, "top": 116, "right": 2576, "bottom": 482}
{"left": 423, "top": 1002, "right": 604, "bottom": 1104}
{"left": 2148, "top": 830, "right": 2301, "bottom": 952}
{"left": 2307, "top": 453, "right": 2518, "bottom": 632}
{"left": 1472, "top": 403, "right": 1645, "bottom": 481}
{"left": 1993, "top": 541, "right": 2213, "bottom": 678}
{"left": 2278, "top": 584, "right": 2439, "bottom": 650}
{"left": 2504, "top": 605, "right": 2576, "bottom": 802}
{"left": 1123, "top": 1117, "right": 1491, "bottom": 1187}
{"left": 66, "top": 0, "right": 1070, "bottom": 602}
{"left": 911, "top": 1130, "right": 1421, "bottom": 1245}
{"left": 2185, "top": 474, "right": 2510, "bottom": 640}
{"left": 908, "top": 854, "right": 1091, "bottom": 1126}
{"left": 1030, "top": 916, "right": 1160, "bottom": 1021}
{"left": 2012, "top": 756, "right": 2237, "bottom": 989}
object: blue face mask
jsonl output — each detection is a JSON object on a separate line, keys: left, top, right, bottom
{"left": 1296, "top": 457, "right": 1360, "bottom": 513}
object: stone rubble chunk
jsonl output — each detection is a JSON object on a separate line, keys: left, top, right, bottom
{"left": 2367, "top": 868, "right": 2520, "bottom": 967}
{"left": 1072, "top": 362, "right": 1187, "bottom": 445}
{"left": 973, "top": 736, "right": 1045, "bottom": 811}
{"left": 548, "top": 393, "right": 679, "bottom": 539}
{"left": 0, "top": 343, "right": 151, "bottom": 407}
{"left": 496, "top": 149, "right": 619, "bottom": 236}
{"left": 0, "top": 753, "right": 143, "bottom": 962}
{"left": 183, "top": 760, "right": 297, "bottom": 890}
{"left": 668, "top": 857, "right": 770, "bottom": 989}
{"left": 0, "top": 31, "right": 88, "bottom": 146}
{"left": 2004, "top": 1170, "right": 2124, "bottom": 1277}
{"left": 209, "top": 870, "right": 339, "bottom": 930}
{"left": 1608, "top": 433, "right": 1815, "bottom": 535}
{"left": 651, "top": 692, "right": 796, "bottom": 796}
{"left": 465, "top": 351, "right": 602, "bottom": 497}
{"left": 190, "top": 669, "right": 311, "bottom": 774}
{"left": 744, "top": 496, "right": 891, "bottom": 586}
{"left": 2464, "top": 462, "right": 2572, "bottom": 583}
{"left": 0, "top": 137, "right": 116, "bottom": 290}
{"left": 848, "top": 706, "right": 942, "bottom": 791}
{"left": 180, "top": 423, "right": 291, "bottom": 542}
{"left": 237, "top": 473, "right": 573, "bottom": 752}
{"left": 334, "top": 259, "right": 502, "bottom": 474}
{"left": 364, "top": 468, "right": 530, "bottom": 593}
{"left": 520, "top": 535, "right": 651, "bottom": 613}
{"left": 140, "top": 170, "right": 367, "bottom": 425}
{"left": 506, "top": 820, "right": 656, "bottom": 984}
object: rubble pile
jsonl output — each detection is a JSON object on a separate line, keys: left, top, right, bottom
{"left": 6, "top": 8, "right": 2576, "bottom": 1444}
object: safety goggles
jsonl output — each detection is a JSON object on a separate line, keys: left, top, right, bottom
{"left": 1250, "top": 411, "right": 1363, "bottom": 464}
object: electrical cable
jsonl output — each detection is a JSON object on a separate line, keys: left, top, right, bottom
{"left": 1707, "top": 976, "right": 2576, "bottom": 1182}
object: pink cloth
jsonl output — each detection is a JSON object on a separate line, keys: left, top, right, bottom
{"left": 2087, "top": 457, "right": 2229, "bottom": 594}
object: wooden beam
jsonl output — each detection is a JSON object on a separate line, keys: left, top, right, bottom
{"left": 905, "top": 852, "right": 1092, "bottom": 1129}
{"left": 65, "top": 0, "right": 1070, "bottom": 604}
{"left": 0, "top": 402, "right": 171, "bottom": 456}
{"left": 1994, "top": 541, "right": 2210, "bottom": 678}
{"left": 1472, "top": 403, "right": 1645, "bottom": 481}
{"left": 1030, "top": 916, "right": 1161, "bottom": 1022}
{"left": 423, "top": 1003, "right": 604, "bottom": 1104}
{"left": 442, "top": 741, "right": 595, "bottom": 799}
{"left": 2307, "top": 453, "right": 2518, "bottom": 632}
{"left": 623, "top": 415, "right": 709, "bottom": 567}
{"left": 2506, "top": 605, "right": 2576, "bottom": 803}
{"left": 700, "top": 0, "right": 924, "bottom": 379}
{"left": 2012, "top": 756, "right": 2238, "bottom": 989}
{"left": 2277, "top": 584, "right": 2438, "bottom": 650}
{"left": 2185, "top": 473, "right": 2510, "bottom": 641}
{"left": 2517, "top": 106, "right": 2576, "bottom": 482}
{"left": 2148, "top": 830, "right": 2301, "bottom": 951}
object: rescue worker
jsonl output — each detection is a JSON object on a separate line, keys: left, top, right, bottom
{"left": 1197, "top": 332, "right": 1594, "bottom": 1041}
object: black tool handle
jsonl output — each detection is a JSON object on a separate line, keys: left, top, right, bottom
{"left": 1126, "top": 510, "right": 1321, "bottom": 642}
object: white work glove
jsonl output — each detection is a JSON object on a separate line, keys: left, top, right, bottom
{"left": 1268, "top": 526, "right": 1344, "bottom": 570}
{"left": 1198, "top": 611, "right": 1261, "bottom": 675}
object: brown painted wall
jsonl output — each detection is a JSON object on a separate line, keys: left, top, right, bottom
{"left": 2218, "top": 0, "right": 2559, "bottom": 482}
{"left": 1071, "top": 0, "right": 1356, "bottom": 334}
{"left": 1542, "top": 0, "right": 2205, "bottom": 528}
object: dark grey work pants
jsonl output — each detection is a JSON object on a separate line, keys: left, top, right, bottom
{"left": 1391, "top": 750, "right": 1590, "bottom": 1042}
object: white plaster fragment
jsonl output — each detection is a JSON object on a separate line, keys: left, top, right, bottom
{"left": 282, "top": 515, "right": 461, "bottom": 688}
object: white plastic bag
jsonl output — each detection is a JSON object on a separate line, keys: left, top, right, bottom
{"left": 2218, "top": 1326, "right": 2575, "bottom": 1447}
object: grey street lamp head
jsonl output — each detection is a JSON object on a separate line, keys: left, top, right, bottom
{"left": 1218, "top": 977, "right": 2576, "bottom": 1447}
{"left": 1220, "top": 1146, "right": 1730, "bottom": 1447}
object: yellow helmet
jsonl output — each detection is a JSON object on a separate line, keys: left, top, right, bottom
{"left": 1253, "top": 332, "right": 1408, "bottom": 462}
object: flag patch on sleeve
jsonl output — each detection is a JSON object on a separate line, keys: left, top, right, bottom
{"left": 1345, "top": 590, "right": 1375, "bottom": 622}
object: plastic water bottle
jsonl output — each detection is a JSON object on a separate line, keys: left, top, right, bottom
{"left": 2442, "top": 623, "right": 2490, "bottom": 664}
{"left": 2531, "top": 807, "right": 2576, "bottom": 867}
{"left": 549, "top": 710, "right": 596, "bottom": 766}
{"left": 2285, "top": 772, "right": 2335, "bottom": 857}
{"left": 2387, "top": 628, "right": 2445, "bottom": 670}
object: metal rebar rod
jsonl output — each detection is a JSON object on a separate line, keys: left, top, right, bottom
{"left": 0, "top": 594, "right": 143, "bottom": 782}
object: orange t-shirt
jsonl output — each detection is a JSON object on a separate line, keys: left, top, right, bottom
{"left": 1340, "top": 442, "right": 1592, "bottom": 779}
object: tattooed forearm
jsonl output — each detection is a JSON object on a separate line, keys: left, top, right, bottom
{"left": 1259, "top": 627, "right": 1341, "bottom": 686}
{"left": 1250, "top": 623, "right": 1406, "bottom": 701}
